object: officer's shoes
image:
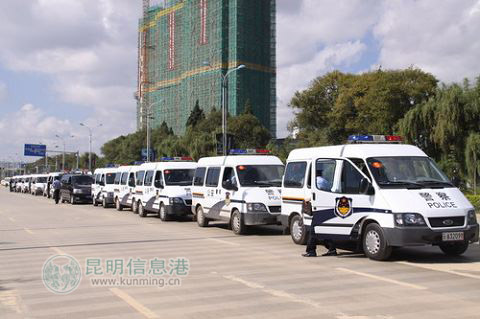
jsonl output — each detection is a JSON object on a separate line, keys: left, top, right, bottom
{"left": 322, "top": 250, "right": 338, "bottom": 257}
{"left": 302, "top": 252, "right": 317, "bottom": 257}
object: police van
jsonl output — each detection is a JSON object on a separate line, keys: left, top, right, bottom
{"left": 280, "top": 135, "right": 479, "bottom": 260}
{"left": 134, "top": 158, "right": 196, "bottom": 220}
{"left": 92, "top": 167, "right": 118, "bottom": 208}
{"left": 31, "top": 174, "right": 48, "bottom": 196}
{"left": 45, "top": 172, "right": 63, "bottom": 198}
{"left": 191, "top": 150, "right": 284, "bottom": 235}
{"left": 114, "top": 165, "right": 136, "bottom": 211}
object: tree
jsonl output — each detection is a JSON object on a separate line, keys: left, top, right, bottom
{"left": 186, "top": 100, "right": 205, "bottom": 128}
{"left": 465, "top": 133, "right": 480, "bottom": 194}
{"left": 229, "top": 113, "right": 271, "bottom": 149}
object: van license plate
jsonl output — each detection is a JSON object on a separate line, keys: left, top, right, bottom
{"left": 442, "top": 232, "right": 464, "bottom": 242}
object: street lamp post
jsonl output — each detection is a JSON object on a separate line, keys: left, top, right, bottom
{"left": 220, "top": 65, "right": 246, "bottom": 155}
{"left": 55, "top": 134, "right": 74, "bottom": 171}
{"left": 80, "top": 123, "right": 102, "bottom": 172}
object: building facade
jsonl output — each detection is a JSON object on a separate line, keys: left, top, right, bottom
{"left": 136, "top": 0, "right": 276, "bottom": 137}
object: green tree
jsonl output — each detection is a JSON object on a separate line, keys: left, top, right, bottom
{"left": 186, "top": 100, "right": 205, "bottom": 128}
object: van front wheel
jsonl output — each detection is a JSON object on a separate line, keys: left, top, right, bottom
{"left": 439, "top": 241, "right": 469, "bottom": 256}
{"left": 363, "top": 223, "right": 392, "bottom": 261}
{"left": 290, "top": 214, "right": 307, "bottom": 245}
{"left": 231, "top": 210, "right": 247, "bottom": 235}
{"left": 196, "top": 206, "right": 209, "bottom": 227}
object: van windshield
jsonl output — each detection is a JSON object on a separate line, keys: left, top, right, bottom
{"left": 236, "top": 165, "right": 284, "bottom": 187}
{"left": 106, "top": 173, "right": 116, "bottom": 184}
{"left": 71, "top": 175, "right": 94, "bottom": 186}
{"left": 36, "top": 177, "right": 47, "bottom": 183}
{"left": 366, "top": 156, "right": 453, "bottom": 189}
{"left": 164, "top": 169, "right": 195, "bottom": 186}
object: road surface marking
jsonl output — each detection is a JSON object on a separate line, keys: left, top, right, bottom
{"left": 397, "top": 261, "right": 480, "bottom": 280}
{"left": 24, "top": 227, "right": 34, "bottom": 235}
{"left": 110, "top": 288, "right": 158, "bottom": 318}
{"left": 208, "top": 238, "right": 241, "bottom": 246}
{"left": 222, "top": 274, "right": 322, "bottom": 308}
{"left": 336, "top": 267, "right": 427, "bottom": 290}
{"left": 0, "top": 290, "right": 22, "bottom": 314}
{"left": 50, "top": 247, "right": 65, "bottom": 255}
{"left": 8, "top": 217, "right": 15, "bottom": 222}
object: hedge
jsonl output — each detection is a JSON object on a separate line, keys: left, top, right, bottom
{"left": 466, "top": 195, "right": 480, "bottom": 212}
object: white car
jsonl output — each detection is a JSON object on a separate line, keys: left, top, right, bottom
{"left": 280, "top": 134, "right": 479, "bottom": 260}
{"left": 191, "top": 150, "right": 284, "bottom": 235}
{"left": 135, "top": 158, "right": 197, "bottom": 220}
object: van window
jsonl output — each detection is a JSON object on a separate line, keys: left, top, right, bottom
{"left": 136, "top": 171, "right": 145, "bottom": 186}
{"left": 95, "top": 174, "right": 101, "bottom": 184}
{"left": 154, "top": 171, "right": 164, "bottom": 188}
{"left": 316, "top": 160, "right": 336, "bottom": 192}
{"left": 114, "top": 172, "right": 121, "bottom": 185}
{"left": 101, "top": 174, "right": 106, "bottom": 185}
{"left": 106, "top": 173, "right": 116, "bottom": 185}
{"left": 144, "top": 170, "right": 154, "bottom": 186}
{"left": 194, "top": 167, "right": 206, "bottom": 186}
{"left": 128, "top": 173, "right": 135, "bottom": 187}
{"left": 120, "top": 172, "right": 128, "bottom": 185}
{"left": 349, "top": 158, "right": 372, "bottom": 179}
{"left": 283, "top": 162, "right": 307, "bottom": 188}
{"left": 340, "top": 161, "right": 364, "bottom": 194}
{"left": 205, "top": 167, "right": 221, "bottom": 187}
{"left": 222, "top": 167, "right": 237, "bottom": 188}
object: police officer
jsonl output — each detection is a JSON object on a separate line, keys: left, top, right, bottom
{"left": 52, "top": 177, "right": 61, "bottom": 204}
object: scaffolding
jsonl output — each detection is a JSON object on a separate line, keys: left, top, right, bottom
{"left": 136, "top": 0, "right": 277, "bottom": 137}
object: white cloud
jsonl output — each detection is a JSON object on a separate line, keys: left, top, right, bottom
{"left": 374, "top": 0, "right": 480, "bottom": 83}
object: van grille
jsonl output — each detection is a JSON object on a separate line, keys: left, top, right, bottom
{"left": 428, "top": 217, "right": 464, "bottom": 228}
{"left": 269, "top": 206, "right": 281, "bottom": 213}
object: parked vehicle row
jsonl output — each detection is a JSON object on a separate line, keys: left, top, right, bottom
{"left": 7, "top": 135, "right": 479, "bottom": 261}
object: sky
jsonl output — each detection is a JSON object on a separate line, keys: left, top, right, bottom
{"left": 1, "top": 0, "right": 480, "bottom": 163}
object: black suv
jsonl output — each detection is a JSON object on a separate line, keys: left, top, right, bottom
{"left": 60, "top": 174, "right": 94, "bottom": 204}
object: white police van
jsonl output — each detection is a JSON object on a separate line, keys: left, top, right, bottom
{"left": 45, "top": 172, "right": 63, "bottom": 198}
{"left": 135, "top": 158, "right": 196, "bottom": 220}
{"left": 192, "top": 150, "right": 284, "bottom": 235}
{"left": 92, "top": 168, "right": 117, "bottom": 208}
{"left": 114, "top": 165, "right": 136, "bottom": 211}
{"left": 31, "top": 174, "right": 48, "bottom": 196}
{"left": 280, "top": 135, "right": 479, "bottom": 260}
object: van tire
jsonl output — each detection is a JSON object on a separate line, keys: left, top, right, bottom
{"left": 70, "top": 195, "right": 75, "bottom": 205}
{"left": 132, "top": 199, "right": 138, "bottom": 214}
{"left": 116, "top": 198, "right": 123, "bottom": 211}
{"left": 231, "top": 210, "right": 247, "bottom": 235}
{"left": 102, "top": 197, "right": 108, "bottom": 208}
{"left": 363, "top": 223, "right": 392, "bottom": 261}
{"left": 290, "top": 214, "right": 308, "bottom": 245}
{"left": 196, "top": 206, "right": 209, "bottom": 227}
{"left": 439, "top": 241, "right": 469, "bottom": 256}
{"left": 93, "top": 196, "right": 98, "bottom": 206}
{"left": 159, "top": 203, "right": 170, "bottom": 221}
{"left": 138, "top": 202, "right": 147, "bottom": 217}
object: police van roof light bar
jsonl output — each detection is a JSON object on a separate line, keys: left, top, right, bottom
{"left": 159, "top": 156, "right": 194, "bottom": 161}
{"left": 229, "top": 149, "right": 272, "bottom": 155}
{"left": 348, "top": 135, "right": 403, "bottom": 144}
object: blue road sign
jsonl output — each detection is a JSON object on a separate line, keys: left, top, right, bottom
{"left": 24, "top": 144, "right": 47, "bottom": 157}
{"left": 141, "top": 148, "right": 155, "bottom": 161}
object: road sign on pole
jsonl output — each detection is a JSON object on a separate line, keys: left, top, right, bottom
{"left": 24, "top": 144, "right": 47, "bottom": 157}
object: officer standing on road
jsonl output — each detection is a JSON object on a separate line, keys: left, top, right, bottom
{"left": 52, "top": 177, "right": 61, "bottom": 204}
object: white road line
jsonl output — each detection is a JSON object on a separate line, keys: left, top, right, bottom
{"left": 24, "top": 227, "right": 34, "bottom": 235}
{"left": 110, "top": 287, "right": 158, "bottom": 319}
{"left": 336, "top": 267, "right": 427, "bottom": 290}
{"left": 207, "top": 238, "right": 241, "bottom": 246}
{"left": 396, "top": 261, "right": 480, "bottom": 280}
{"left": 222, "top": 274, "right": 322, "bottom": 309}
{"left": 8, "top": 217, "right": 15, "bottom": 222}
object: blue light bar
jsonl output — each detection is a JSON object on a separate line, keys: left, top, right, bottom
{"left": 348, "top": 135, "right": 374, "bottom": 142}
{"left": 229, "top": 149, "right": 248, "bottom": 154}
{"left": 160, "top": 157, "right": 175, "bottom": 161}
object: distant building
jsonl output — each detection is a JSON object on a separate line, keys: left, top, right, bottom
{"left": 136, "top": 0, "right": 276, "bottom": 137}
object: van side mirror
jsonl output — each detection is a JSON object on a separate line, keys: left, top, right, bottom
{"left": 222, "top": 180, "right": 238, "bottom": 191}
{"left": 360, "top": 178, "right": 375, "bottom": 195}
{"left": 155, "top": 181, "right": 164, "bottom": 189}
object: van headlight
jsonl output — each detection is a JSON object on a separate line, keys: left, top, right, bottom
{"left": 73, "top": 189, "right": 82, "bottom": 194}
{"left": 394, "top": 213, "right": 426, "bottom": 226}
{"left": 467, "top": 210, "right": 478, "bottom": 225}
{"left": 247, "top": 203, "right": 267, "bottom": 212}
{"left": 169, "top": 197, "right": 183, "bottom": 205}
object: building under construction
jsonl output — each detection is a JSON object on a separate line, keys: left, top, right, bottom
{"left": 136, "top": 0, "right": 276, "bottom": 137}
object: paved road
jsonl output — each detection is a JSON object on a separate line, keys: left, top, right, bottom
{"left": 1, "top": 188, "right": 479, "bottom": 319}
